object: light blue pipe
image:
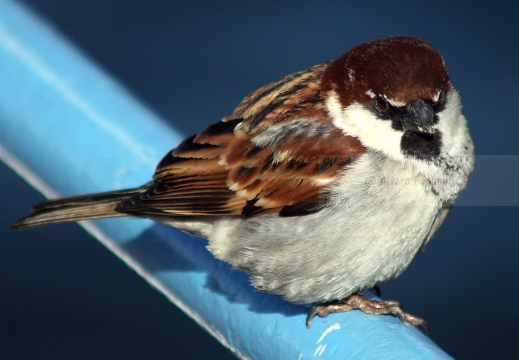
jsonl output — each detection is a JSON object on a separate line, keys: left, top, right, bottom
{"left": 0, "top": 1, "right": 452, "bottom": 358}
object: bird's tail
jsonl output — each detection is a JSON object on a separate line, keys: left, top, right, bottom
{"left": 10, "top": 188, "right": 141, "bottom": 230}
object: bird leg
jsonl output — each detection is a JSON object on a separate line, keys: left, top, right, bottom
{"left": 306, "top": 293, "right": 429, "bottom": 333}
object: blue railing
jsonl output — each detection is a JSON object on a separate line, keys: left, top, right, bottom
{"left": 0, "top": 1, "right": 452, "bottom": 358}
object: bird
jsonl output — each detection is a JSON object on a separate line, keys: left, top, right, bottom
{"left": 11, "top": 36, "right": 474, "bottom": 331}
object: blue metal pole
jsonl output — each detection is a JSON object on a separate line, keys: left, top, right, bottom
{"left": 0, "top": 1, "right": 453, "bottom": 358}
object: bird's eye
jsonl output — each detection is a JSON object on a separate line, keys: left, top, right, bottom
{"left": 373, "top": 97, "right": 390, "bottom": 115}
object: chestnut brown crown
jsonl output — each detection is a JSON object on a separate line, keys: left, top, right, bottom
{"left": 323, "top": 36, "right": 450, "bottom": 106}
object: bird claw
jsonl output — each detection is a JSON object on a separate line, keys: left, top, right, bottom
{"left": 306, "top": 293, "right": 429, "bottom": 333}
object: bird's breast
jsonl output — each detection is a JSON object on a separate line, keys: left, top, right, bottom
{"left": 205, "top": 154, "right": 443, "bottom": 304}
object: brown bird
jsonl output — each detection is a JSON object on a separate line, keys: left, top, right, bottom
{"left": 12, "top": 36, "right": 474, "bottom": 330}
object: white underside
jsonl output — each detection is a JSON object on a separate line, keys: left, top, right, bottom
{"left": 203, "top": 154, "right": 444, "bottom": 304}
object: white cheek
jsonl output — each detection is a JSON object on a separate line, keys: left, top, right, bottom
{"left": 326, "top": 91, "right": 404, "bottom": 161}
{"left": 435, "top": 89, "right": 471, "bottom": 155}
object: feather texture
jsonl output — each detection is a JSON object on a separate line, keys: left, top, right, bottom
{"left": 117, "top": 64, "right": 365, "bottom": 218}
{"left": 10, "top": 188, "right": 140, "bottom": 229}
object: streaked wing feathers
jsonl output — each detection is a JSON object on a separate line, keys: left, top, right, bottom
{"left": 117, "top": 63, "right": 366, "bottom": 218}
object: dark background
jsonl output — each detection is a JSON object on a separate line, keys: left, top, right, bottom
{"left": 1, "top": 1, "right": 518, "bottom": 359}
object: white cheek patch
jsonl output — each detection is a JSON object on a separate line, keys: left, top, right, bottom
{"left": 435, "top": 89, "right": 469, "bottom": 154}
{"left": 326, "top": 91, "right": 404, "bottom": 160}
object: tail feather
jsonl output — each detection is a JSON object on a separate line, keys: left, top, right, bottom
{"left": 10, "top": 188, "right": 140, "bottom": 230}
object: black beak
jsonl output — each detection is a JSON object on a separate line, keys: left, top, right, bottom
{"left": 403, "top": 99, "right": 435, "bottom": 135}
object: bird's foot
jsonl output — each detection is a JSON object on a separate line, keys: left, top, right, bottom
{"left": 306, "top": 293, "right": 429, "bottom": 333}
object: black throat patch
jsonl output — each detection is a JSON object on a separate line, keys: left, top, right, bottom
{"left": 401, "top": 130, "right": 442, "bottom": 160}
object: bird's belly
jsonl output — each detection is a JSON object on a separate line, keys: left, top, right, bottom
{"left": 207, "top": 178, "right": 440, "bottom": 304}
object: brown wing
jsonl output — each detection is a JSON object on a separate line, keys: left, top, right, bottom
{"left": 117, "top": 63, "right": 366, "bottom": 217}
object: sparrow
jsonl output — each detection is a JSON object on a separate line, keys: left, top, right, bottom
{"left": 11, "top": 36, "right": 474, "bottom": 331}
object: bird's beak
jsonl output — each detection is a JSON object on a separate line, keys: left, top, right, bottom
{"left": 403, "top": 99, "right": 436, "bottom": 135}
